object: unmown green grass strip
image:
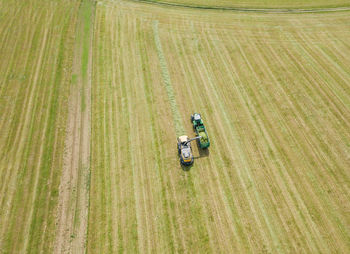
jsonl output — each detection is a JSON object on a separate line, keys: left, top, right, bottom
{"left": 128, "top": 0, "right": 350, "bottom": 13}
{"left": 153, "top": 20, "right": 184, "bottom": 137}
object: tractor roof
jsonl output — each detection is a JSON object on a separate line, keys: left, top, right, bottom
{"left": 194, "top": 113, "right": 201, "bottom": 120}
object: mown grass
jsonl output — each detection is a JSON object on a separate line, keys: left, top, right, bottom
{"left": 137, "top": 24, "right": 175, "bottom": 252}
{"left": 147, "top": 0, "right": 350, "bottom": 9}
{"left": 0, "top": 0, "right": 79, "bottom": 253}
{"left": 1, "top": 0, "right": 349, "bottom": 253}
{"left": 153, "top": 20, "right": 185, "bottom": 137}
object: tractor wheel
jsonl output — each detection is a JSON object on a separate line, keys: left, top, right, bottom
{"left": 191, "top": 115, "right": 194, "bottom": 122}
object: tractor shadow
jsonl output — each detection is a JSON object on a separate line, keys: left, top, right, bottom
{"left": 193, "top": 142, "right": 210, "bottom": 160}
{"left": 181, "top": 163, "right": 193, "bottom": 172}
{"left": 178, "top": 142, "right": 209, "bottom": 172}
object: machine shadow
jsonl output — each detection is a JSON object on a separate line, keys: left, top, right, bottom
{"left": 193, "top": 142, "right": 210, "bottom": 159}
{"left": 181, "top": 163, "right": 193, "bottom": 171}
{"left": 178, "top": 142, "right": 209, "bottom": 172}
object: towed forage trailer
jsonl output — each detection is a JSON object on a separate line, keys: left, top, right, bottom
{"left": 191, "top": 113, "right": 210, "bottom": 149}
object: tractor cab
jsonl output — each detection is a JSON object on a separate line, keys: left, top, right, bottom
{"left": 193, "top": 113, "right": 201, "bottom": 121}
{"left": 192, "top": 113, "right": 203, "bottom": 127}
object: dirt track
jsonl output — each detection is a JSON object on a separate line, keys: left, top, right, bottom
{"left": 54, "top": 1, "right": 94, "bottom": 253}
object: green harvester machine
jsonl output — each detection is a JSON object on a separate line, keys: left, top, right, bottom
{"left": 191, "top": 113, "right": 210, "bottom": 149}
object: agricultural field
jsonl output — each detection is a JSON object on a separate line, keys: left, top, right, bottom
{"left": 147, "top": 0, "right": 350, "bottom": 9}
{"left": 0, "top": 0, "right": 350, "bottom": 253}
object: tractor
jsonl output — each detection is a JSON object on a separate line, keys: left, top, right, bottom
{"left": 191, "top": 113, "right": 210, "bottom": 149}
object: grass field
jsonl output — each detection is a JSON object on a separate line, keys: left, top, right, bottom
{"left": 0, "top": 0, "right": 350, "bottom": 253}
{"left": 147, "top": 0, "right": 350, "bottom": 9}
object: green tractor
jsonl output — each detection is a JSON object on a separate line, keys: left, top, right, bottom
{"left": 191, "top": 113, "right": 210, "bottom": 149}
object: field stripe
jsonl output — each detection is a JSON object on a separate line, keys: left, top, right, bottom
{"left": 153, "top": 20, "right": 184, "bottom": 137}
{"left": 168, "top": 25, "right": 255, "bottom": 252}
{"left": 200, "top": 28, "right": 297, "bottom": 251}
{"left": 273, "top": 30, "right": 350, "bottom": 248}
{"left": 198, "top": 31, "right": 283, "bottom": 252}
{"left": 230, "top": 28, "right": 324, "bottom": 251}
{"left": 231, "top": 24, "right": 348, "bottom": 251}
{"left": 127, "top": 0, "right": 350, "bottom": 13}
{"left": 0, "top": 10, "right": 40, "bottom": 211}
{"left": 153, "top": 20, "right": 215, "bottom": 252}
{"left": 54, "top": 0, "right": 94, "bottom": 253}
{"left": 2, "top": 1, "right": 349, "bottom": 253}
{"left": 220, "top": 28, "right": 326, "bottom": 252}
{"left": 178, "top": 30, "right": 250, "bottom": 252}
{"left": 283, "top": 30, "right": 350, "bottom": 182}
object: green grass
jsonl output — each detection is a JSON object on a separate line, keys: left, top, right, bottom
{"left": 153, "top": 20, "right": 185, "bottom": 137}
{"left": 147, "top": 0, "right": 350, "bottom": 8}
{"left": 0, "top": 0, "right": 79, "bottom": 253}
{"left": 0, "top": 0, "right": 349, "bottom": 253}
